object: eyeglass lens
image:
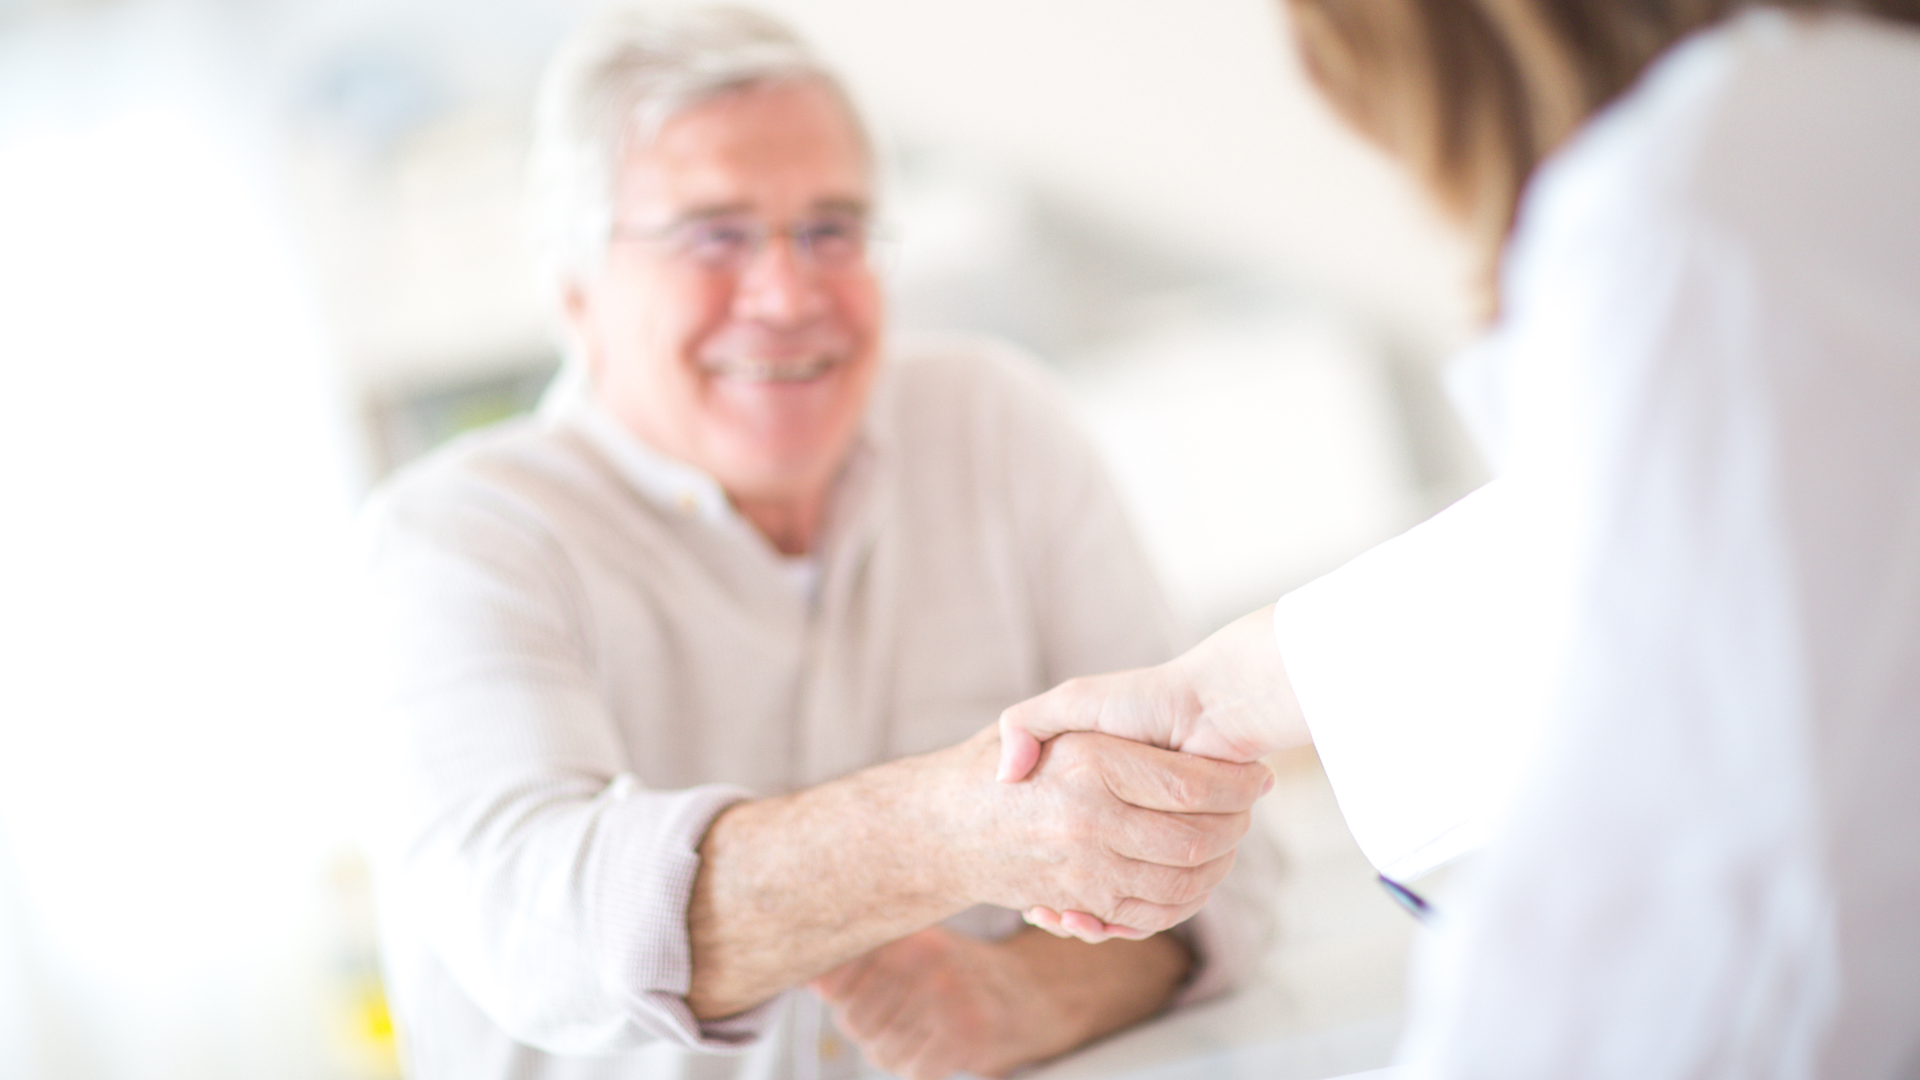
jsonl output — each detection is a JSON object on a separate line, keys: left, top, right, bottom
{"left": 660, "top": 213, "right": 871, "bottom": 272}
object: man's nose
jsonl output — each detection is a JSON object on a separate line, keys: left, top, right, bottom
{"left": 731, "top": 234, "right": 828, "bottom": 323}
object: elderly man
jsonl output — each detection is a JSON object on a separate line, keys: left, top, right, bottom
{"left": 359, "top": 8, "right": 1279, "bottom": 1080}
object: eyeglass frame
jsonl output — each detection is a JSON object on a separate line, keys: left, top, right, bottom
{"left": 607, "top": 205, "right": 889, "bottom": 276}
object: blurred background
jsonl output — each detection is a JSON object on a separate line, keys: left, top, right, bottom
{"left": 0, "top": 0, "right": 1483, "bottom": 1076}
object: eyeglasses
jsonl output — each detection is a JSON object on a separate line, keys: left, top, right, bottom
{"left": 610, "top": 210, "right": 879, "bottom": 275}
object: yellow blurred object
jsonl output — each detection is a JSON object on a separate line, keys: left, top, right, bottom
{"left": 327, "top": 851, "right": 404, "bottom": 1079}
{"left": 330, "top": 971, "right": 402, "bottom": 1077}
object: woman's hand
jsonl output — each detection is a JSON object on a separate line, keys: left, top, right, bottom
{"left": 994, "top": 605, "right": 1311, "bottom": 941}
{"left": 998, "top": 605, "right": 1309, "bottom": 780}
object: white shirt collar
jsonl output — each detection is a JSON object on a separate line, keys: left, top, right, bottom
{"left": 538, "top": 362, "right": 742, "bottom": 530}
{"left": 537, "top": 363, "right": 826, "bottom": 600}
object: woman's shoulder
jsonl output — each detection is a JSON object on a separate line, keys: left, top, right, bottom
{"left": 1521, "top": 10, "right": 1920, "bottom": 255}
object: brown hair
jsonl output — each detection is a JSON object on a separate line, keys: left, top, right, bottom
{"left": 1284, "top": 0, "right": 1920, "bottom": 293}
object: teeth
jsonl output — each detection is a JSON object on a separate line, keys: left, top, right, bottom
{"left": 703, "top": 355, "right": 837, "bottom": 382}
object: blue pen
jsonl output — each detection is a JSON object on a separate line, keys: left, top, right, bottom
{"left": 1378, "top": 874, "right": 1437, "bottom": 926}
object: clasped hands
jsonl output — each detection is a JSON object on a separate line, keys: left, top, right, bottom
{"left": 994, "top": 605, "right": 1304, "bottom": 942}
{"left": 807, "top": 724, "right": 1269, "bottom": 1078}
{"left": 927, "top": 722, "right": 1272, "bottom": 937}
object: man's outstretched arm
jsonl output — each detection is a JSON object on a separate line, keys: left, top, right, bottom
{"left": 685, "top": 725, "right": 1269, "bottom": 1019}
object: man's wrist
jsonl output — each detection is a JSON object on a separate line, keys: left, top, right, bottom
{"left": 886, "top": 729, "right": 1021, "bottom": 912}
{"left": 866, "top": 742, "right": 979, "bottom": 911}
{"left": 687, "top": 752, "right": 979, "bottom": 1018}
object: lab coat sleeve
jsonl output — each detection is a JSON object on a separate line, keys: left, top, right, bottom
{"left": 358, "top": 474, "right": 771, "bottom": 1056}
{"left": 1272, "top": 480, "right": 1567, "bottom": 882}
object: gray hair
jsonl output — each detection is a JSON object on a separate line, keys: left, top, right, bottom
{"left": 527, "top": 5, "right": 869, "bottom": 291}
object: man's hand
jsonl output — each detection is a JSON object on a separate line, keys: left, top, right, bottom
{"left": 810, "top": 926, "right": 1192, "bottom": 1080}
{"left": 994, "top": 605, "right": 1308, "bottom": 942}
{"left": 925, "top": 727, "right": 1272, "bottom": 939}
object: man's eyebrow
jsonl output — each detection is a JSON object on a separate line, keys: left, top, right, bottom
{"left": 664, "top": 197, "right": 872, "bottom": 224}
{"left": 810, "top": 197, "right": 870, "bottom": 217}
{"left": 667, "top": 202, "right": 755, "bottom": 224}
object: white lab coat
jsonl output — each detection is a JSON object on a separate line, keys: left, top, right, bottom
{"left": 1273, "top": 11, "right": 1920, "bottom": 1077}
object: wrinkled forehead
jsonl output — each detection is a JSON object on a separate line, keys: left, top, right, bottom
{"left": 613, "top": 78, "right": 875, "bottom": 222}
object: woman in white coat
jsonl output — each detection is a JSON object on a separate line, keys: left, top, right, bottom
{"left": 998, "top": 1, "right": 1920, "bottom": 1075}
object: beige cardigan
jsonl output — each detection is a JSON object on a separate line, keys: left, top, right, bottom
{"left": 359, "top": 336, "right": 1279, "bottom": 1080}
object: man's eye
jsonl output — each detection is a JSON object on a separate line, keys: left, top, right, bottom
{"left": 798, "top": 219, "right": 864, "bottom": 259}
{"left": 682, "top": 222, "right": 755, "bottom": 261}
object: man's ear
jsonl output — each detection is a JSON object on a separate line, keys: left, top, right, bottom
{"left": 558, "top": 278, "right": 600, "bottom": 377}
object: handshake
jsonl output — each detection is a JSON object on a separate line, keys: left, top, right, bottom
{"left": 989, "top": 606, "right": 1306, "bottom": 942}
{"left": 923, "top": 715, "right": 1274, "bottom": 946}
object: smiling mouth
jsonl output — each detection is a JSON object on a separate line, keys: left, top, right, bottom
{"left": 698, "top": 354, "right": 841, "bottom": 383}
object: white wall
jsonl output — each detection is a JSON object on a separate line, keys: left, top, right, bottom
{"left": 760, "top": 0, "right": 1479, "bottom": 346}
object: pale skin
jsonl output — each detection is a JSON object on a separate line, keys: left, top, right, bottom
{"left": 560, "top": 79, "right": 1273, "bottom": 1072}
{"left": 998, "top": 605, "right": 1311, "bottom": 941}
{"left": 810, "top": 925, "right": 1191, "bottom": 1080}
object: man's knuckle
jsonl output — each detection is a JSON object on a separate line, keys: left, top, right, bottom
{"left": 1179, "top": 816, "right": 1221, "bottom": 862}
{"left": 1162, "top": 769, "right": 1199, "bottom": 807}
{"left": 1080, "top": 876, "right": 1117, "bottom": 912}
{"left": 1061, "top": 810, "right": 1104, "bottom": 855}
{"left": 1144, "top": 867, "right": 1180, "bottom": 905}
{"left": 1207, "top": 848, "right": 1238, "bottom": 885}
{"left": 1157, "top": 865, "right": 1196, "bottom": 904}
{"left": 1178, "top": 872, "right": 1211, "bottom": 905}
{"left": 1181, "top": 831, "right": 1209, "bottom": 868}
{"left": 1221, "top": 809, "right": 1252, "bottom": 842}
{"left": 1113, "top": 897, "right": 1158, "bottom": 931}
